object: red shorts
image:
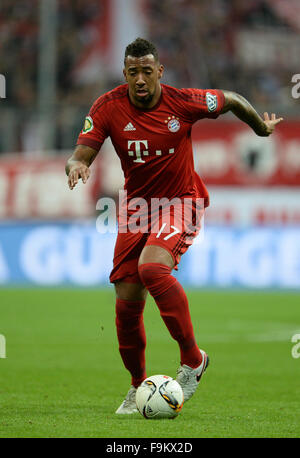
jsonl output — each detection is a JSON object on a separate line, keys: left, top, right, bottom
{"left": 109, "top": 198, "right": 204, "bottom": 283}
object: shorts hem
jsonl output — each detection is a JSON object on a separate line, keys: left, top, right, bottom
{"left": 110, "top": 275, "right": 142, "bottom": 284}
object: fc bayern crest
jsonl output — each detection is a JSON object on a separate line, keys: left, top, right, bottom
{"left": 166, "top": 116, "right": 180, "bottom": 133}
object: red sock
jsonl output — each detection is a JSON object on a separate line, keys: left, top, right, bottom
{"left": 115, "top": 298, "right": 147, "bottom": 388}
{"left": 138, "top": 263, "right": 202, "bottom": 368}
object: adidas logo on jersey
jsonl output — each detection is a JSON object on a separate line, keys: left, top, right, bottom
{"left": 124, "top": 122, "right": 136, "bottom": 131}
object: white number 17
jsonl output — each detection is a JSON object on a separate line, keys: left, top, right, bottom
{"left": 156, "top": 223, "right": 180, "bottom": 240}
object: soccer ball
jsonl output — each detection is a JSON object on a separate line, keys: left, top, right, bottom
{"left": 136, "top": 375, "right": 184, "bottom": 419}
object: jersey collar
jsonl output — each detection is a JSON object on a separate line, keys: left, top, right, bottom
{"left": 127, "top": 85, "right": 163, "bottom": 112}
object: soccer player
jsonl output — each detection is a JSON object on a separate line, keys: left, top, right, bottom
{"left": 66, "top": 38, "right": 283, "bottom": 414}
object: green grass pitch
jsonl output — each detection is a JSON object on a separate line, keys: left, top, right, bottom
{"left": 0, "top": 288, "right": 299, "bottom": 438}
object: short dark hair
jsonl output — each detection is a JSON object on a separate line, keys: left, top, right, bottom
{"left": 124, "top": 38, "right": 159, "bottom": 65}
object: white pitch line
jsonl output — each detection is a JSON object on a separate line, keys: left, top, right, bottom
{"left": 199, "top": 326, "right": 300, "bottom": 343}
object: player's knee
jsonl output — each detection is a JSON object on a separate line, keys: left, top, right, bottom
{"left": 115, "top": 281, "right": 147, "bottom": 302}
{"left": 138, "top": 263, "right": 176, "bottom": 296}
{"left": 139, "top": 262, "right": 168, "bottom": 284}
{"left": 116, "top": 297, "right": 145, "bottom": 321}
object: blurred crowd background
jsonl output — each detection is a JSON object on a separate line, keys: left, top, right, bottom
{"left": 0, "top": 0, "right": 299, "bottom": 153}
{"left": 0, "top": 0, "right": 299, "bottom": 289}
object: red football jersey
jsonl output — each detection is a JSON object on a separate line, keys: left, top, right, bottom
{"left": 77, "top": 83, "right": 224, "bottom": 207}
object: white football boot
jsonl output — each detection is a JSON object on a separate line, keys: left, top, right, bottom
{"left": 115, "top": 385, "right": 138, "bottom": 414}
{"left": 176, "top": 349, "right": 209, "bottom": 402}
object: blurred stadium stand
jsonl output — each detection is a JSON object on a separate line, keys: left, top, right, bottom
{"left": 1, "top": 0, "right": 299, "bottom": 153}
{"left": 0, "top": 0, "right": 299, "bottom": 288}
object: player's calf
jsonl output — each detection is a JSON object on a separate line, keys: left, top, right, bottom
{"left": 138, "top": 262, "right": 203, "bottom": 368}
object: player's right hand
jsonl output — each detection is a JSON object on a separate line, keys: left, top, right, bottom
{"left": 68, "top": 163, "right": 90, "bottom": 189}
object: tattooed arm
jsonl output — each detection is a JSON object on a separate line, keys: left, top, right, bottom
{"left": 221, "top": 90, "right": 283, "bottom": 136}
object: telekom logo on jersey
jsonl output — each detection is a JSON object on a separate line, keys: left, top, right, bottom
{"left": 128, "top": 140, "right": 174, "bottom": 163}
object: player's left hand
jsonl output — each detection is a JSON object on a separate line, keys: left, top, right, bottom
{"left": 261, "top": 112, "right": 283, "bottom": 135}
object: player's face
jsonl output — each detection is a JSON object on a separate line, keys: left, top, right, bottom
{"left": 123, "top": 54, "right": 164, "bottom": 108}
